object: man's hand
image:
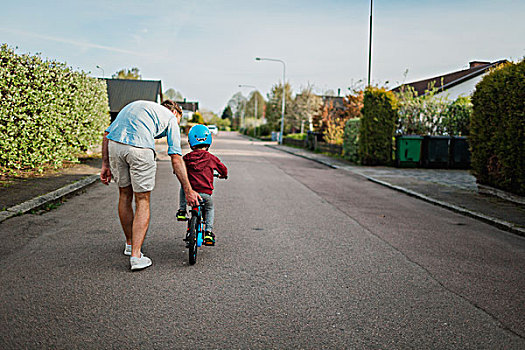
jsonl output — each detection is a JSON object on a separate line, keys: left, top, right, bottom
{"left": 185, "top": 189, "right": 202, "bottom": 207}
{"left": 100, "top": 164, "right": 112, "bottom": 185}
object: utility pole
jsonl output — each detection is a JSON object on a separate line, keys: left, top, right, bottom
{"left": 368, "top": 0, "right": 373, "bottom": 87}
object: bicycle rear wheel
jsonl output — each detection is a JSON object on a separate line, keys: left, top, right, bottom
{"left": 188, "top": 216, "right": 198, "bottom": 265}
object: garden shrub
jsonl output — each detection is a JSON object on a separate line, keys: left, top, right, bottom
{"left": 343, "top": 118, "right": 360, "bottom": 163}
{"left": 470, "top": 60, "right": 525, "bottom": 196}
{"left": 0, "top": 44, "right": 109, "bottom": 173}
{"left": 443, "top": 96, "right": 472, "bottom": 136}
{"left": 359, "top": 87, "right": 398, "bottom": 165}
{"left": 396, "top": 85, "right": 449, "bottom": 135}
{"left": 256, "top": 124, "right": 272, "bottom": 137}
{"left": 286, "top": 133, "right": 306, "bottom": 140}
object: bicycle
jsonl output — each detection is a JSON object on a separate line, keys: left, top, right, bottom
{"left": 184, "top": 173, "right": 227, "bottom": 265}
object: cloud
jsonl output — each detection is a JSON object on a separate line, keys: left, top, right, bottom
{"left": 0, "top": 27, "right": 153, "bottom": 58}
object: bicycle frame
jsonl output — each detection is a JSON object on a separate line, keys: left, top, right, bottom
{"left": 187, "top": 201, "right": 206, "bottom": 265}
{"left": 190, "top": 203, "right": 206, "bottom": 247}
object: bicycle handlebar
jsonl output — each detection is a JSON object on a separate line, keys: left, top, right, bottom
{"left": 213, "top": 172, "right": 227, "bottom": 179}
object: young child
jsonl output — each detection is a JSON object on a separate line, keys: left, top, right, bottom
{"left": 176, "top": 124, "right": 228, "bottom": 246}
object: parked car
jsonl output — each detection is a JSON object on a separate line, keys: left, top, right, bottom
{"left": 207, "top": 125, "right": 218, "bottom": 135}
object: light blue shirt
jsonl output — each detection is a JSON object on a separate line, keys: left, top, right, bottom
{"left": 105, "top": 100, "right": 182, "bottom": 155}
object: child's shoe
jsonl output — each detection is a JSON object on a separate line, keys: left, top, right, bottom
{"left": 203, "top": 232, "right": 215, "bottom": 246}
{"left": 176, "top": 209, "right": 188, "bottom": 221}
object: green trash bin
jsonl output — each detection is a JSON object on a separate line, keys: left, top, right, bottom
{"left": 395, "top": 135, "right": 423, "bottom": 167}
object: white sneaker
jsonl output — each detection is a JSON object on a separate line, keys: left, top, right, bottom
{"left": 124, "top": 244, "right": 132, "bottom": 256}
{"left": 130, "top": 254, "right": 152, "bottom": 271}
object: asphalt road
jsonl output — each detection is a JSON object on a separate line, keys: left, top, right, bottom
{"left": 1, "top": 132, "right": 524, "bottom": 349}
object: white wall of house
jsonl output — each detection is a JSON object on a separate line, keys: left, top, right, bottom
{"left": 435, "top": 72, "right": 488, "bottom": 100}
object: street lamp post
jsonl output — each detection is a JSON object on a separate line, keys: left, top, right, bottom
{"left": 367, "top": 0, "right": 373, "bottom": 87}
{"left": 96, "top": 65, "right": 105, "bottom": 78}
{"left": 97, "top": 64, "right": 106, "bottom": 78}
{"left": 255, "top": 57, "right": 286, "bottom": 144}
{"left": 239, "top": 84, "right": 258, "bottom": 136}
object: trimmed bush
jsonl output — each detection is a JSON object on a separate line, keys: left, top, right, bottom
{"left": 359, "top": 87, "right": 398, "bottom": 165}
{"left": 470, "top": 60, "right": 525, "bottom": 196}
{"left": 256, "top": 124, "right": 272, "bottom": 137}
{"left": 286, "top": 133, "right": 306, "bottom": 140}
{"left": 343, "top": 118, "right": 360, "bottom": 163}
{"left": 0, "top": 44, "right": 109, "bottom": 172}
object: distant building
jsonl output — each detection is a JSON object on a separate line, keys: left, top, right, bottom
{"left": 176, "top": 99, "right": 199, "bottom": 126}
{"left": 103, "top": 78, "right": 163, "bottom": 122}
{"left": 320, "top": 96, "right": 345, "bottom": 110}
{"left": 391, "top": 60, "right": 507, "bottom": 100}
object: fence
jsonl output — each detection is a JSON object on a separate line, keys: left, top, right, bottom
{"left": 282, "top": 137, "right": 306, "bottom": 148}
{"left": 283, "top": 137, "right": 342, "bottom": 156}
{"left": 317, "top": 142, "right": 343, "bottom": 155}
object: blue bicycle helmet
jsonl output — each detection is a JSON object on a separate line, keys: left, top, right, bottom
{"left": 188, "top": 124, "right": 212, "bottom": 148}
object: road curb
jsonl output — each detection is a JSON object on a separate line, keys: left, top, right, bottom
{"left": 0, "top": 174, "right": 99, "bottom": 223}
{"left": 267, "top": 145, "right": 525, "bottom": 237}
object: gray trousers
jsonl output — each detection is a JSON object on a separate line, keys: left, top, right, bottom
{"left": 179, "top": 188, "right": 214, "bottom": 233}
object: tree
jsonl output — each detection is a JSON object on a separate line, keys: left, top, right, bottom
{"left": 344, "top": 90, "right": 364, "bottom": 120}
{"left": 226, "top": 92, "right": 247, "bottom": 131}
{"left": 245, "top": 91, "right": 265, "bottom": 119}
{"left": 163, "top": 88, "right": 184, "bottom": 101}
{"left": 227, "top": 92, "right": 247, "bottom": 116}
{"left": 209, "top": 115, "right": 231, "bottom": 129}
{"left": 290, "top": 85, "right": 322, "bottom": 133}
{"left": 265, "top": 82, "right": 293, "bottom": 132}
{"left": 190, "top": 111, "right": 204, "bottom": 124}
{"left": 323, "top": 89, "right": 337, "bottom": 97}
{"left": 221, "top": 105, "right": 233, "bottom": 120}
{"left": 199, "top": 108, "right": 217, "bottom": 123}
{"left": 112, "top": 67, "right": 141, "bottom": 79}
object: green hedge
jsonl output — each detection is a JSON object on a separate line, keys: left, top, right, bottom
{"left": 0, "top": 44, "right": 109, "bottom": 172}
{"left": 343, "top": 118, "right": 360, "bottom": 163}
{"left": 286, "top": 133, "right": 306, "bottom": 140}
{"left": 359, "top": 87, "right": 398, "bottom": 165}
{"left": 470, "top": 60, "right": 525, "bottom": 196}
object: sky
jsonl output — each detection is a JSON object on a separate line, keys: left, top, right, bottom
{"left": 1, "top": 0, "right": 524, "bottom": 114}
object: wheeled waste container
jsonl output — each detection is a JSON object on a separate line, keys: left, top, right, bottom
{"left": 449, "top": 136, "right": 471, "bottom": 169}
{"left": 421, "top": 136, "right": 450, "bottom": 168}
{"left": 395, "top": 135, "right": 423, "bottom": 167}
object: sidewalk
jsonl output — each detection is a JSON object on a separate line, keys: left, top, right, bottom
{"left": 268, "top": 143, "right": 525, "bottom": 236}
{"left": 0, "top": 158, "right": 102, "bottom": 222}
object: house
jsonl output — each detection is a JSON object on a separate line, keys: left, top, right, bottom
{"left": 391, "top": 60, "right": 507, "bottom": 100}
{"left": 321, "top": 95, "right": 345, "bottom": 110}
{"left": 103, "top": 78, "right": 163, "bottom": 122}
{"left": 176, "top": 99, "right": 199, "bottom": 126}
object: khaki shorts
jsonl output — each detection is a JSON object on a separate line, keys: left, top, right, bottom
{"left": 108, "top": 140, "right": 156, "bottom": 192}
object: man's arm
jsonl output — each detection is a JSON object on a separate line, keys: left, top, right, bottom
{"left": 100, "top": 132, "right": 112, "bottom": 185}
{"left": 170, "top": 154, "right": 201, "bottom": 206}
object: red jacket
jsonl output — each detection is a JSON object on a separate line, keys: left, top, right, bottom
{"left": 183, "top": 149, "right": 228, "bottom": 195}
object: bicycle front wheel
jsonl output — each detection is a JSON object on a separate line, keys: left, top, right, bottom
{"left": 188, "top": 216, "right": 198, "bottom": 265}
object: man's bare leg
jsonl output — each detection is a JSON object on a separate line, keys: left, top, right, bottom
{"left": 118, "top": 186, "right": 134, "bottom": 245}
{"left": 131, "top": 191, "right": 151, "bottom": 258}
